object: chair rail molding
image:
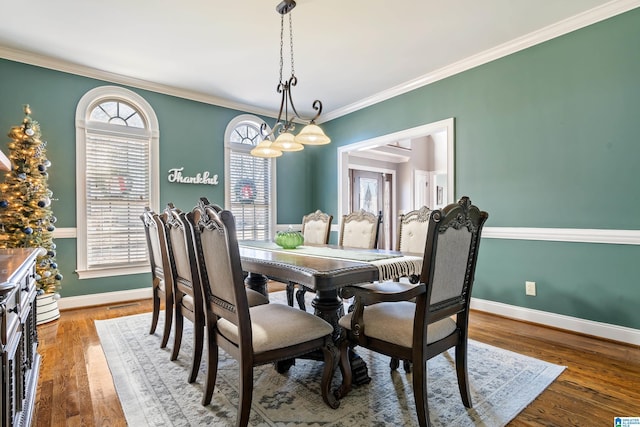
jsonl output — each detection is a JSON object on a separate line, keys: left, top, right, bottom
{"left": 482, "top": 227, "right": 640, "bottom": 245}
{"left": 55, "top": 226, "right": 640, "bottom": 245}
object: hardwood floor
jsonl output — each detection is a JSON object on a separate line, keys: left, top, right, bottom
{"left": 33, "top": 293, "right": 640, "bottom": 426}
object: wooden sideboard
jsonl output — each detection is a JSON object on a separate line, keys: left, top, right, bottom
{"left": 0, "top": 248, "right": 40, "bottom": 427}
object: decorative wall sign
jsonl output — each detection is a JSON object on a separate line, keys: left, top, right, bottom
{"left": 167, "top": 167, "right": 219, "bottom": 185}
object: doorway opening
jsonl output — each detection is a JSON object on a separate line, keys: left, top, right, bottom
{"left": 338, "top": 118, "right": 454, "bottom": 249}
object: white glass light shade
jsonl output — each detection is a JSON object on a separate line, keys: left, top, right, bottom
{"left": 294, "top": 123, "right": 331, "bottom": 145}
{"left": 250, "top": 140, "right": 283, "bottom": 158}
{"left": 272, "top": 132, "right": 304, "bottom": 152}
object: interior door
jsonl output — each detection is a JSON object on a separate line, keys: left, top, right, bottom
{"left": 349, "top": 169, "right": 392, "bottom": 249}
{"left": 414, "top": 169, "right": 429, "bottom": 209}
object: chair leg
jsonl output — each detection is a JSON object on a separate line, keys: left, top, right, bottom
{"left": 189, "top": 319, "right": 204, "bottom": 383}
{"left": 160, "top": 293, "right": 173, "bottom": 349}
{"left": 390, "top": 357, "right": 399, "bottom": 370}
{"left": 171, "top": 309, "right": 183, "bottom": 361}
{"left": 455, "top": 341, "right": 472, "bottom": 408}
{"left": 320, "top": 340, "right": 340, "bottom": 409}
{"left": 202, "top": 326, "right": 218, "bottom": 406}
{"left": 237, "top": 359, "right": 253, "bottom": 427}
{"left": 295, "top": 287, "right": 307, "bottom": 311}
{"left": 149, "top": 285, "right": 160, "bottom": 334}
{"left": 286, "top": 282, "right": 297, "bottom": 307}
{"left": 334, "top": 338, "right": 353, "bottom": 399}
{"left": 412, "top": 359, "right": 430, "bottom": 427}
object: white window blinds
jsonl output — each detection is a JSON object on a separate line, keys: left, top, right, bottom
{"left": 85, "top": 132, "right": 150, "bottom": 268}
{"left": 228, "top": 150, "right": 272, "bottom": 240}
{"left": 224, "top": 115, "right": 276, "bottom": 242}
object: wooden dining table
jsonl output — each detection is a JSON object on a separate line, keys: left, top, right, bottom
{"left": 238, "top": 240, "right": 423, "bottom": 384}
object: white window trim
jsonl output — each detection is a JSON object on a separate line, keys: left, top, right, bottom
{"left": 224, "top": 114, "right": 277, "bottom": 239}
{"left": 75, "top": 86, "right": 160, "bottom": 279}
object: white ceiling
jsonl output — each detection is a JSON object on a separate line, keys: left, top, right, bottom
{"left": 0, "top": 0, "right": 636, "bottom": 121}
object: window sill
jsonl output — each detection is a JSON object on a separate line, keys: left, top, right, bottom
{"left": 76, "top": 265, "right": 149, "bottom": 280}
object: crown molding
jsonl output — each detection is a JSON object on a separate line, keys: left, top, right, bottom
{"left": 2, "top": 1, "right": 638, "bottom": 124}
{"left": 321, "top": 0, "right": 640, "bottom": 122}
{"left": 0, "top": 45, "right": 278, "bottom": 120}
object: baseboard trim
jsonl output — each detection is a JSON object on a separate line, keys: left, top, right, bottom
{"left": 471, "top": 297, "right": 640, "bottom": 346}
{"left": 58, "top": 288, "right": 152, "bottom": 310}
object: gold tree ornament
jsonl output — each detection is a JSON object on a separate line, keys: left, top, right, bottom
{"left": 0, "top": 106, "right": 62, "bottom": 294}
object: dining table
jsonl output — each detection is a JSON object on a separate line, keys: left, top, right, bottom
{"left": 238, "top": 240, "right": 423, "bottom": 384}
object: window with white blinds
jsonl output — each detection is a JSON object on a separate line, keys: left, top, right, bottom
{"left": 224, "top": 115, "right": 276, "bottom": 241}
{"left": 76, "top": 86, "right": 159, "bottom": 279}
{"left": 85, "top": 132, "right": 149, "bottom": 268}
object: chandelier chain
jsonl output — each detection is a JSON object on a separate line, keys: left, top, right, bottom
{"left": 289, "top": 13, "right": 295, "bottom": 77}
{"left": 279, "top": 14, "right": 284, "bottom": 83}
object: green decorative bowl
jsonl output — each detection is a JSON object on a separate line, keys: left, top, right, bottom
{"left": 275, "top": 228, "right": 304, "bottom": 249}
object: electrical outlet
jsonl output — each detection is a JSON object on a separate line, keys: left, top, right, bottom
{"left": 525, "top": 281, "right": 536, "bottom": 296}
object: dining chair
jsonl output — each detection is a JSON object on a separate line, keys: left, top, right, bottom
{"left": 388, "top": 205, "right": 432, "bottom": 371}
{"left": 286, "top": 209, "right": 333, "bottom": 310}
{"left": 140, "top": 207, "right": 173, "bottom": 348}
{"left": 397, "top": 205, "right": 431, "bottom": 253}
{"left": 338, "top": 209, "right": 382, "bottom": 249}
{"left": 162, "top": 199, "right": 269, "bottom": 382}
{"left": 185, "top": 203, "right": 340, "bottom": 425}
{"left": 396, "top": 205, "right": 431, "bottom": 282}
{"left": 335, "top": 197, "right": 488, "bottom": 427}
{"left": 159, "top": 202, "right": 206, "bottom": 383}
{"left": 301, "top": 209, "right": 333, "bottom": 245}
{"left": 190, "top": 198, "right": 270, "bottom": 307}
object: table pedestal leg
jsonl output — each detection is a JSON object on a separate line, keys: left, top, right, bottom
{"left": 244, "top": 272, "right": 268, "bottom": 297}
{"left": 312, "top": 289, "right": 371, "bottom": 386}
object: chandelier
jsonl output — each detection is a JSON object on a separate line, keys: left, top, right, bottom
{"left": 250, "top": 0, "right": 330, "bottom": 158}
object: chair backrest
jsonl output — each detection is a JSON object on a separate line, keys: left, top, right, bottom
{"left": 161, "top": 203, "right": 203, "bottom": 308}
{"left": 396, "top": 206, "right": 431, "bottom": 253}
{"left": 141, "top": 207, "right": 169, "bottom": 286}
{"left": 301, "top": 210, "right": 333, "bottom": 245}
{"left": 339, "top": 209, "right": 382, "bottom": 249}
{"left": 418, "top": 197, "right": 488, "bottom": 323}
{"left": 186, "top": 200, "right": 250, "bottom": 334}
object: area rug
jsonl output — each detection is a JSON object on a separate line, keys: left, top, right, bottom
{"left": 95, "top": 293, "right": 565, "bottom": 426}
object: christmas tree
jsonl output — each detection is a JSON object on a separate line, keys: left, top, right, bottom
{"left": 0, "top": 105, "right": 62, "bottom": 295}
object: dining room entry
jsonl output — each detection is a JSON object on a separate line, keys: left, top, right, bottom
{"left": 349, "top": 169, "right": 392, "bottom": 249}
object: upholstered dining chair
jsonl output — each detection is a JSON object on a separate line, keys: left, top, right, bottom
{"left": 185, "top": 203, "right": 340, "bottom": 425}
{"left": 158, "top": 202, "right": 206, "bottom": 383}
{"left": 338, "top": 209, "right": 382, "bottom": 249}
{"left": 286, "top": 209, "right": 333, "bottom": 309}
{"left": 397, "top": 205, "right": 431, "bottom": 253}
{"left": 140, "top": 207, "right": 173, "bottom": 348}
{"left": 335, "top": 197, "right": 488, "bottom": 427}
{"left": 301, "top": 209, "right": 333, "bottom": 245}
{"left": 190, "top": 197, "right": 270, "bottom": 307}
{"left": 395, "top": 205, "right": 431, "bottom": 283}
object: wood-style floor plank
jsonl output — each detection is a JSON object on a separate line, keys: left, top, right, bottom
{"left": 33, "top": 292, "right": 640, "bottom": 426}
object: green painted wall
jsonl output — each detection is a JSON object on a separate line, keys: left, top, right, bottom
{"left": 1, "top": 8, "right": 639, "bottom": 330}
{"left": 315, "top": 9, "right": 640, "bottom": 329}
{"left": 0, "top": 59, "right": 314, "bottom": 298}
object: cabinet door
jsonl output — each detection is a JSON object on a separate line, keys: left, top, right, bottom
{"left": 2, "top": 330, "right": 22, "bottom": 427}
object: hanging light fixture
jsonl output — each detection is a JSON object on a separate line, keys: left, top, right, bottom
{"left": 251, "top": 0, "right": 330, "bottom": 158}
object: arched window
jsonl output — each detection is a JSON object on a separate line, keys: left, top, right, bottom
{"left": 224, "top": 115, "right": 276, "bottom": 240}
{"left": 76, "top": 86, "right": 159, "bottom": 278}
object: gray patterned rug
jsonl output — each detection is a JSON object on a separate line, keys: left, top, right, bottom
{"left": 96, "top": 292, "right": 565, "bottom": 426}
